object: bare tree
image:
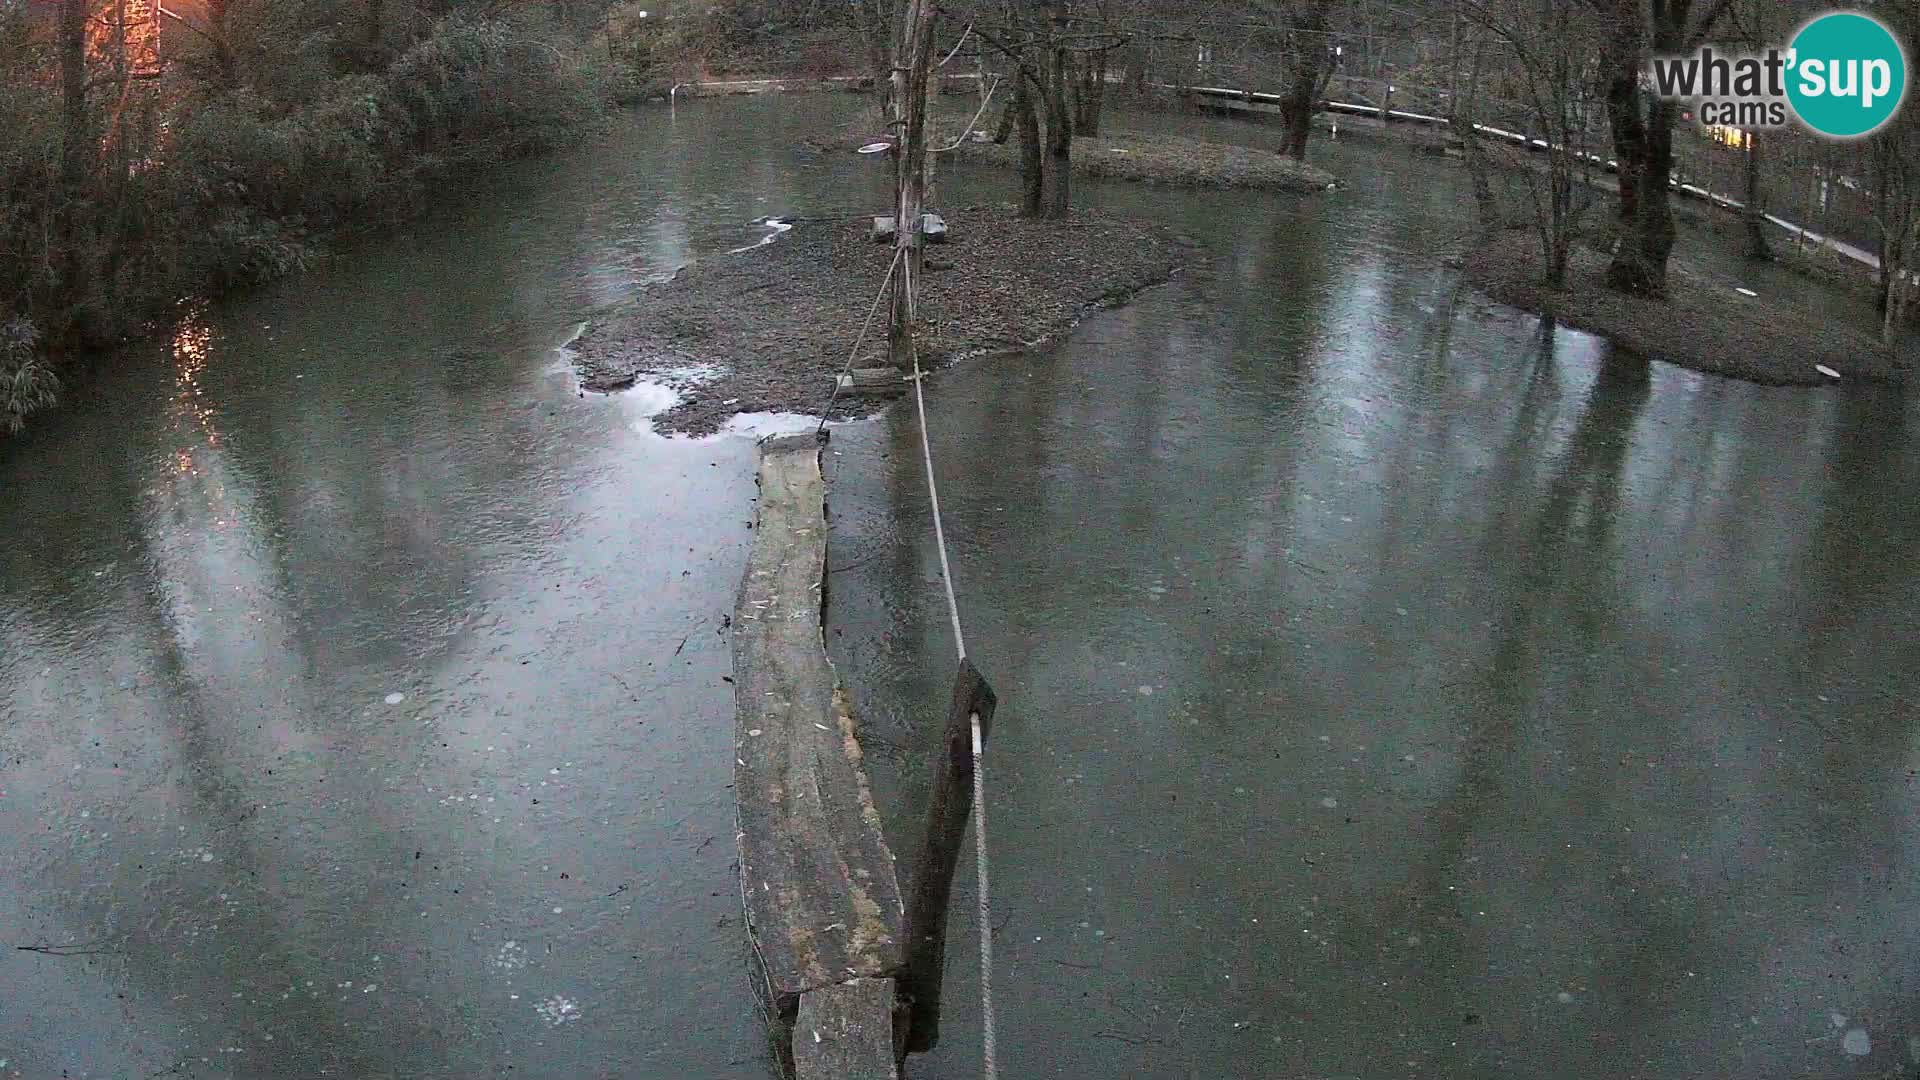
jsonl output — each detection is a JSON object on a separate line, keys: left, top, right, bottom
{"left": 1587, "top": 0, "right": 1735, "bottom": 296}
{"left": 1463, "top": 0, "right": 1604, "bottom": 287}
{"left": 1726, "top": 0, "right": 1772, "bottom": 260}
{"left": 958, "top": 0, "right": 1124, "bottom": 218}
{"left": 1870, "top": 2, "right": 1920, "bottom": 343}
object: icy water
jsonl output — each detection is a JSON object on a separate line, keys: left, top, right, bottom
{"left": 0, "top": 96, "right": 884, "bottom": 1080}
{"left": 2, "top": 93, "right": 1915, "bottom": 1080}
{"left": 826, "top": 119, "right": 1920, "bottom": 1079}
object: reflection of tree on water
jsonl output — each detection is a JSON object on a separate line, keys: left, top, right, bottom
{"left": 4, "top": 298, "right": 509, "bottom": 1076}
{"left": 1342, "top": 340, "right": 1658, "bottom": 1067}
{"left": 1775, "top": 389, "right": 1920, "bottom": 983}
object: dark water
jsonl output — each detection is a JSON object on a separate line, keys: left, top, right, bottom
{"left": 826, "top": 125, "right": 1920, "bottom": 1078}
{"left": 3, "top": 93, "right": 1915, "bottom": 1080}
{"left": 0, "top": 96, "right": 885, "bottom": 1080}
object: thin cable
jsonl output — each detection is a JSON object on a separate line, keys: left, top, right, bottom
{"left": 816, "top": 247, "right": 905, "bottom": 436}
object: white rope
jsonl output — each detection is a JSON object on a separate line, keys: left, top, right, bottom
{"left": 903, "top": 254, "right": 993, "bottom": 1079}
{"left": 933, "top": 75, "right": 1003, "bottom": 154}
{"left": 904, "top": 256, "right": 969, "bottom": 664}
{"left": 970, "top": 708, "right": 996, "bottom": 1080}
{"left": 937, "top": 24, "right": 974, "bottom": 70}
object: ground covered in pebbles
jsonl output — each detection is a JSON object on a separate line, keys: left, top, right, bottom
{"left": 573, "top": 207, "right": 1189, "bottom": 433}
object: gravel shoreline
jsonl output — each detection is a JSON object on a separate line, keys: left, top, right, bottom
{"left": 574, "top": 207, "right": 1189, "bottom": 433}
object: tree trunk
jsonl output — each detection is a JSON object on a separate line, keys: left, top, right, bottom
{"left": 1603, "top": 67, "right": 1644, "bottom": 222}
{"left": 887, "top": 0, "right": 937, "bottom": 370}
{"left": 1885, "top": 215, "right": 1911, "bottom": 345}
{"left": 1039, "top": 37, "right": 1073, "bottom": 219}
{"left": 204, "top": 0, "right": 239, "bottom": 89}
{"left": 1885, "top": 259, "right": 1904, "bottom": 346}
{"left": 1013, "top": 73, "right": 1042, "bottom": 216}
{"left": 1277, "top": 0, "right": 1331, "bottom": 160}
{"left": 56, "top": 0, "right": 90, "bottom": 331}
{"left": 1742, "top": 130, "right": 1771, "bottom": 261}
{"left": 58, "top": 0, "right": 88, "bottom": 199}
{"left": 992, "top": 89, "right": 1017, "bottom": 144}
{"left": 1279, "top": 74, "right": 1316, "bottom": 159}
{"left": 1606, "top": 96, "right": 1677, "bottom": 296}
{"left": 1597, "top": 0, "right": 1648, "bottom": 223}
{"left": 364, "top": 0, "right": 385, "bottom": 67}
{"left": 1876, "top": 142, "right": 1896, "bottom": 313}
{"left": 1076, "top": 51, "right": 1107, "bottom": 137}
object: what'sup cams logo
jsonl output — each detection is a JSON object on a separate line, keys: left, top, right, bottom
{"left": 1650, "top": 10, "right": 1908, "bottom": 138}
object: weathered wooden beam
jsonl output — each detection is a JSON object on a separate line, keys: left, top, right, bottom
{"left": 897, "top": 659, "right": 997, "bottom": 1057}
{"left": 794, "top": 978, "right": 901, "bottom": 1080}
{"left": 734, "top": 432, "right": 905, "bottom": 1073}
{"left": 836, "top": 368, "right": 908, "bottom": 395}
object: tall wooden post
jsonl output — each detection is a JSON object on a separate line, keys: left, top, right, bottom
{"left": 897, "top": 660, "right": 997, "bottom": 1057}
{"left": 888, "top": 0, "right": 938, "bottom": 371}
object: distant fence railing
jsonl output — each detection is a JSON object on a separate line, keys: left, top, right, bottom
{"left": 1165, "top": 78, "right": 1888, "bottom": 276}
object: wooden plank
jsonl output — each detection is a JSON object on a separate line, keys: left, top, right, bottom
{"left": 897, "top": 660, "right": 997, "bottom": 1055}
{"left": 836, "top": 368, "right": 906, "bottom": 395}
{"left": 734, "top": 433, "right": 904, "bottom": 1026}
{"left": 793, "top": 979, "right": 901, "bottom": 1080}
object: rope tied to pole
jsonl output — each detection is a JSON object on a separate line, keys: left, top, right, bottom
{"left": 816, "top": 247, "right": 906, "bottom": 437}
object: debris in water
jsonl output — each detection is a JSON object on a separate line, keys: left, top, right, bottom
{"left": 537, "top": 995, "right": 580, "bottom": 1027}
{"left": 1320, "top": 797, "right": 1339, "bottom": 809}
{"left": 1735, "top": 287, "right": 1758, "bottom": 297}
{"left": 1842, "top": 1028, "right": 1871, "bottom": 1056}
{"left": 1816, "top": 365, "right": 1841, "bottom": 379}
{"left": 384, "top": 692, "right": 406, "bottom": 705}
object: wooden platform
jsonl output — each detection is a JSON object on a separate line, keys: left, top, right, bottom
{"left": 734, "top": 432, "right": 904, "bottom": 1078}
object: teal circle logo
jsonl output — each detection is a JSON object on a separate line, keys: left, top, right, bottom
{"left": 1786, "top": 12, "right": 1907, "bottom": 138}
